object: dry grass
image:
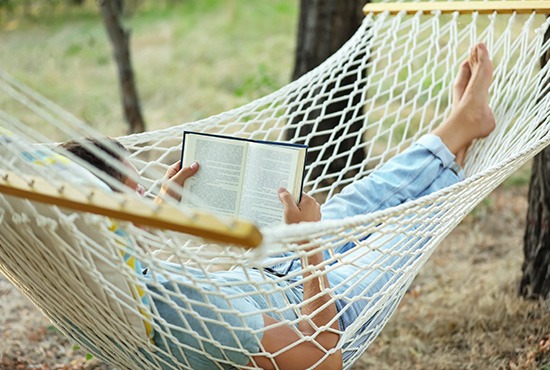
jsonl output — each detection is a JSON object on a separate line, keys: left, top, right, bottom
{"left": 1, "top": 183, "right": 548, "bottom": 369}
{"left": 358, "top": 182, "right": 550, "bottom": 370}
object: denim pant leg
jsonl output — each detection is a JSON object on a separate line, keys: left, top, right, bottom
{"left": 142, "top": 269, "right": 266, "bottom": 370}
{"left": 320, "top": 135, "right": 464, "bottom": 360}
{"left": 321, "top": 134, "right": 462, "bottom": 221}
{"left": 266, "top": 134, "right": 463, "bottom": 276}
{"left": 320, "top": 134, "right": 463, "bottom": 256}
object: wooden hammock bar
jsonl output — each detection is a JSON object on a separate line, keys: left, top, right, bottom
{"left": 364, "top": 1, "right": 550, "bottom": 15}
{"left": 0, "top": 170, "right": 263, "bottom": 248}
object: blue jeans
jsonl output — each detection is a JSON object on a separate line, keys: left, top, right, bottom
{"left": 267, "top": 133, "right": 462, "bottom": 275}
{"left": 317, "top": 133, "right": 462, "bottom": 361}
{"left": 146, "top": 134, "right": 463, "bottom": 369}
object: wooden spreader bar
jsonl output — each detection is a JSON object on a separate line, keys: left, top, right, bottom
{"left": 364, "top": 1, "right": 550, "bottom": 15}
{"left": 0, "top": 170, "right": 263, "bottom": 248}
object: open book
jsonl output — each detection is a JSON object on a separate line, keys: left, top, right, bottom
{"left": 180, "top": 131, "right": 307, "bottom": 227}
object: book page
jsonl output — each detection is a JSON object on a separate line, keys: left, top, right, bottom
{"left": 181, "top": 134, "right": 247, "bottom": 217}
{"left": 239, "top": 143, "right": 305, "bottom": 227}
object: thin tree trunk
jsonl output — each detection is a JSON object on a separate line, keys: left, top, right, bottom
{"left": 287, "top": 0, "right": 368, "bottom": 182}
{"left": 99, "top": 0, "right": 146, "bottom": 134}
{"left": 521, "top": 22, "right": 550, "bottom": 300}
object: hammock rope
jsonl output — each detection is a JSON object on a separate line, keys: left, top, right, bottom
{"left": 1, "top": 2, "right": 550, "bottom": 369}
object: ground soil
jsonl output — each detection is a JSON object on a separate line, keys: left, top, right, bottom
{"left": 1, "top": 185, "right": 549, "bottom": 370}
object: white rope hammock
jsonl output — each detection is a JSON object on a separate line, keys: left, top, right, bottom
{"left": 1, "top": 2, "right": 550, "bottom": 369}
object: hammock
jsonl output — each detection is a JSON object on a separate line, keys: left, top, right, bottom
{"left": 1, "top": 1, "right": 550, "bottom": 369}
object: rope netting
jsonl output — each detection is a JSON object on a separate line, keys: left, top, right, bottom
{"left": 0, "top": 4, "right": 550, "bottom": 370}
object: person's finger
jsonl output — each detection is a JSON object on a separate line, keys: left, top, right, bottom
{"left": 169, "top": 162, "right": 199, "bottom": 186}
{"left": 299, "top": 193, "right": 316, "bottom": 206}
{"left": 278, "top": 188, "right": 298, "bottom": 210}
{"left": 170, "top": 161, "right": 182, "bottom": 170}
{"left": 165, "top": 161, "right": 182, "bottom": 178}
{"left": 299, "top": 193, "right": 321, "bottom": 218}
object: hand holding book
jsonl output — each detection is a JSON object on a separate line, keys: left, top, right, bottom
{"left": 277, "top": 188, "right": 321, "bottom": 224}
{"left": 180, "top": 132, "right": 308, "bottom": 227}
{"left": 155, "top": 161, "right": 199, "bottom": 204}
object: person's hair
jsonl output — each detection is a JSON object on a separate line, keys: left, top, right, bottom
{"left": 59, "top": 137, "right": 129, "bottom": 187}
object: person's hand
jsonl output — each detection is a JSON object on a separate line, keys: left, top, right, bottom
{"left": 156, "top": 161, "right": 199, "bottom": 203}
{"left": 278, "top": 188, "right": 321, "bottom": 224}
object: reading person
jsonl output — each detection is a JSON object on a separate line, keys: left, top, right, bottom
{"left": 59, "top": 137, "right": 199, "bottom": 204}
{"left": 63, "top": 43, "right": 494, "bottom": 370}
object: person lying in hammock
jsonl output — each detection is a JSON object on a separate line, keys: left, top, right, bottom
{"left": 61, "top": 43, "right": 495, "bottom": 370}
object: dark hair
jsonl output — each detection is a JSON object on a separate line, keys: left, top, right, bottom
{"left": 59, "top": 137, "right": 128, "bottom": 186}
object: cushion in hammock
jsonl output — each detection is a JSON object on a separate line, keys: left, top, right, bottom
{"left": 0, "top": 127, "right": 151, "bottom": 341}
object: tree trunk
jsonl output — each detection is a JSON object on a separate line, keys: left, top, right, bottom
{"left": 287, "top": 0, "right": 368, "bottom": 182}
{"left": 521, "top": 23, "right": 550, "bottom": 300}
{"left": 99, "top": 0, "right": 146, "bottom": 134}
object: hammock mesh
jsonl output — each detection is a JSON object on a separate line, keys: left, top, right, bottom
{"left": 1, "top": 3, "right": 550, "bottom": 370}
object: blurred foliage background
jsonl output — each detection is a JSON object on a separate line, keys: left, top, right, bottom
{"left": 0, "top": 0, "right": 298, "bottom": 136}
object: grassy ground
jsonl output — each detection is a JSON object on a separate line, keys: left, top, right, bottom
{"left": 2, "top": 182, "right": 548, "bottom": 370}
{"left": 359, "top": 181, "right": 550, "bottom": 370}
{"left": 0, "top": 1, "right": 549, "bottom": 369}
{"left": 0, "top": 0, "right": 297, "bottom": 136}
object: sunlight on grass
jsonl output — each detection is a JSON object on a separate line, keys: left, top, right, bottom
{"left": 0, "top": 3, "right": 538, "bottom": 191}
{"left": 0, "top": 0, "right": 298, "bottom": 136}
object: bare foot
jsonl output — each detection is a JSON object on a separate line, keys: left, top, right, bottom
{"left": 453, "top": 60, "right": 471, "bottom": 110}
{"left": 432, "top": 43, "right": 496, "bottom": 159}
{"left": 453, "top": 60, "right": 472, "bottom": 165}
{"left": 463, "top": 43, "right": 494, "bottom": 109}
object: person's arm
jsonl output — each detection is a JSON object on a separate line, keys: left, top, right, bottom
{"left": 248, "top": 190, "right": 342, "bottom": 370}
{"left": 298, "top": 240, "right": 339, "bottom": 344}
{"left": 154, "top": 161, "right": 199, "bottom": 204}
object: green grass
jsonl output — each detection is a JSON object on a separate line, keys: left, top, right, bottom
{"left": 0, "top": 0, "right": 298, "bottom": 136}
{"left": 503, "top": 162, "right": 533, "bottom": 188}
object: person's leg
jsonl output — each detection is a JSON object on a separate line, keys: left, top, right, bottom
{"left": 431, "top": 43, "right": 495, "bottom": 163}
{"left": 322, "top": 43, "right": 494, "bottom": 222}
{"left": 329, "top": 43, "right": 495, "bottom": 338}
{"left": 320, "top": 133, "right": 461, "bottom": 222}
{"left": 415, "top": 57, "right": 475, "bottom": 196}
